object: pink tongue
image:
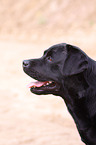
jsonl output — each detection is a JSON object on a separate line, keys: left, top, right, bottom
{"left": 27, "top": 81, "right": 48, "bottom": 88}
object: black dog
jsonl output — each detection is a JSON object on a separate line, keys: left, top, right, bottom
{"left": 23, "top": 43, "right": 96, "bottom": 145}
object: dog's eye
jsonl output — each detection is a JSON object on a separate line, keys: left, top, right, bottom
{"left": 47, "top": 56, "right": 52, "bottom": 62}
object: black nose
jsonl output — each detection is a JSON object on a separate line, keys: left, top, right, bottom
{"left": 23, "top": 60, "right": 30, "bottom": 67}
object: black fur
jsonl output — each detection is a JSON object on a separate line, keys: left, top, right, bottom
{"left": 23, "top": 43, "right": 96, "bottom": 145}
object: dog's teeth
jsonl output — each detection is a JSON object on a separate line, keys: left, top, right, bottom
{"left": 49, "top": 81, "right": 52, "bottom": 84}
{"left": 33, "top": 86, "right": 36, "bottom": 88}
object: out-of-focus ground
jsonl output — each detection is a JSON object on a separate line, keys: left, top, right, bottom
{"left": 0, "top": 0, "right": 96, "bottom": 145}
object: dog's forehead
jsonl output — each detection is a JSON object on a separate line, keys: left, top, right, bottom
{"left": 44, "top": 43, "right": 67, "bottom": 55}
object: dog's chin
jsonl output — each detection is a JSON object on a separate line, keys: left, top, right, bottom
{"left": 30, "top": 82, "right": 60, "bottom": 95}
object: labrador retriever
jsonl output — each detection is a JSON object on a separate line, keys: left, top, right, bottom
{"left": 23, "top": 43, "right": 96, "bottom": 145}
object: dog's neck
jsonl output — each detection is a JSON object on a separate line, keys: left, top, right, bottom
{"left": 61, "top": 58, "right": 96, "bottom": 112}
{"left": 60, "top": 58, "right": 96, "bottom": 145}
{"left": 85, "top": 58, "right": 96, "bottom": 87}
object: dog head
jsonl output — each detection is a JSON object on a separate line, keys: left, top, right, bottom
{"left": 23, "top": 43, "right": 88, "bottom": 96}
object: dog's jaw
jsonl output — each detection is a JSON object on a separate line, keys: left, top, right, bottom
{"left": 30, "top": 80, "right": 60, "bottom": 95}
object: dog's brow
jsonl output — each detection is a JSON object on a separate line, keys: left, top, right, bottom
{"left": 44, "top": 50, "right": 47, "bottom": 55}
{"left": 44, "top": 50, "right": 53, "bottom": 56}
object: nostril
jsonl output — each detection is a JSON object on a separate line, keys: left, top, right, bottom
{"left": 23, "top": 60, "right": 29, "bottom": 67}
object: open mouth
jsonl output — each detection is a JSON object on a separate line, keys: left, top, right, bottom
{"left": 27, "top": 80, "right": 60, "bottom": 95}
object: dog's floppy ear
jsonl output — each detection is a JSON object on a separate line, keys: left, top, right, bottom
{"left": 63, "top": 44, "right": 88, "bottom": 76}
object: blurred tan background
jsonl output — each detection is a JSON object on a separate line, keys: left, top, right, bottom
{"left": 0, "top": 0, "right": 96, "bottom": 145}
